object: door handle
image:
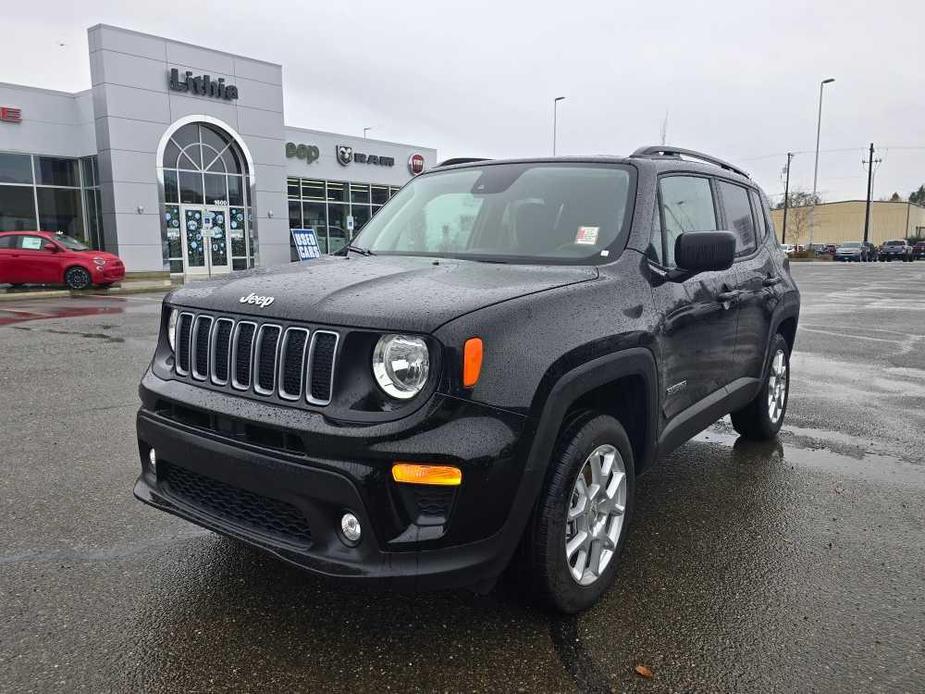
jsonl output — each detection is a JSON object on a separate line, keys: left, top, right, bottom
{"left": 716, "top": 290, "right": 741, "bottom": 302}
{"left": 762, "top": 276, "right": 782, "bottom": 287}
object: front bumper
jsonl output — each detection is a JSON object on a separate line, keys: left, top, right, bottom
{"left": 95, "top": 264, "right": 125, "bottom": 283}
{"left": 134, "top": 370, "right": 531, "bottom": 590}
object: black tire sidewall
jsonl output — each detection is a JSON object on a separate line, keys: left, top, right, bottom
{"left": 532, "top": 414, "right": 635, "bottom": 613}
{"left": 757, "top": 334, "right": 791, "bottom": 436}
{"left": 65, "top": 267, "right": 91, "bottom": 290}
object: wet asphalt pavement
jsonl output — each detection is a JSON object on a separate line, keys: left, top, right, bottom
{"left": 1, "top": 262, "right": 923, "bottom": 693}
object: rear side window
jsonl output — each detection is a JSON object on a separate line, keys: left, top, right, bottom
{"left": 0, "top": 235, "right": 15, "bottom": 249}
{"left": 718, "top": 181, "right": 757, "bottom": 256}
{"left": 748, "top": 189, "right": 768, "bottom": 240}
{"left": 658, "top": 176, "right": 718, "bottom": 267}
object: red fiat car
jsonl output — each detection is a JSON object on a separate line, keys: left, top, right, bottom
{"left": 0, "top": 231, "right": 125, "bottom": 290}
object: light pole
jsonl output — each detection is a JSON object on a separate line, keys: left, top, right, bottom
{"left": 552, "top": 96, "right": 565, "bottom": 155}
{"left": 363, "top": 127, "right": 372, "bottom": 138}
{"left": 782, "top": 152, "right": 794, "bottom": 244}
{"left": 808, "top": 77, "right": 835, "bottom": 247}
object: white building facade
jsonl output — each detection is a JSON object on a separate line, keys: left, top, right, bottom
{"left": 0, "top": 24, "right": 437, "bottom": 277}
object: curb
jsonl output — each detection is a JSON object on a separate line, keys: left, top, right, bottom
{"left": 0, "top": 283, "right": 174, "bottom": 303}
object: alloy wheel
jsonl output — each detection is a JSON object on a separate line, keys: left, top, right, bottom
{"left": 767, "top": 348, "right": 788, "bottom": 424}
{"left": 67, "top": 268, "right": 90, "bottom": 290}
{"left": 564, "top": 444, "right": 627, "bottom": 586}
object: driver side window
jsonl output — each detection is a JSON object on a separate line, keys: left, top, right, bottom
{"left": 18, "top": 235, "right": 48, "bottom": 251}
{"left": 658, "top": 176, "right": 718, "bottom": 267}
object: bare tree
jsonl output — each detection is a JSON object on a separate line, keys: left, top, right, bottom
{"left": 775, "top": 190, "right": 820, "bottom": 246}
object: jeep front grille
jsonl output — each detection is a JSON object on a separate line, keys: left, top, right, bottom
{"left": 175, "top": 312, "right": 339, "bottom": 407}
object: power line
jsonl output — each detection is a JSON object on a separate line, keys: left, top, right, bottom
{"left": 737, "top": 144, "right": 925, "bottom": 163}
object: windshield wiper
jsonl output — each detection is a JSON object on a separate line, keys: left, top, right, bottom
{"left": 345, "top": 244, "right": 374, "bottom": 256}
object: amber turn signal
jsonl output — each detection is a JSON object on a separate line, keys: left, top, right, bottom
{"left": 392, "top": 463, "right": 462, "bottom": 486}
{"left": 463, "top": 337, "right": 483, "bottom": 388}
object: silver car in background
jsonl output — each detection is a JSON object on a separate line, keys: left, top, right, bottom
{"left": 834, "top": 241, "right": 864, "bottom": 261}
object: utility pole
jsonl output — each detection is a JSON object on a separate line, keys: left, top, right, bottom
{"left": 782, "top": 152, "right": 794, "bottom": 244}
{"left": 862, "top": 143, "right": 881, "bottom": 245}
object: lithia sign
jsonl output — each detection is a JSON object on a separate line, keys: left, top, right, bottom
{"left": 168, "top": 68, "right": 239, "bottom": 100}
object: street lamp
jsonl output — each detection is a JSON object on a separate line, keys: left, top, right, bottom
{"left": 552, "top": 96, "right": 565, "bottom": 155}
{"left": 363, "top": 127, "right": 372, "bottom": 138}
{"left": 808, "top": 77, "right": 835, "bottom": 247}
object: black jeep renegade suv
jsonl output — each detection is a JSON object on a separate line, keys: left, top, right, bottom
{"left": 135, "top": 146, "right": 800, "bottom": 613}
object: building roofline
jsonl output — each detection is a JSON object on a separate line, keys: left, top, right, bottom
{"left": 774, "top": 199, "right": 925, "bottom": 210}
{"left": 283, "top": 125, "right": 436, "bottom": 152}
{"left": 0, "top": 81, "right": 82, "bottom": 98}
{"left": 87, "top": 23, "right": 282, "bottom": 68}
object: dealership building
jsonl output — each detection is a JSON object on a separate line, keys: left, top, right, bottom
{"left": 0, "top": 24, "right": 437, "bottom": 277}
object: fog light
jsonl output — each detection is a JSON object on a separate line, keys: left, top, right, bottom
{"left": 340, "top": 512, "right": 362, "bottom": 544}
{"left": 148, "top": 448, "right": 157, "bottom": 471}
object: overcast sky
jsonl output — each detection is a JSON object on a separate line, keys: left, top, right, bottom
{"left": 4, "top": 0, "right": 924, "bottom": 202}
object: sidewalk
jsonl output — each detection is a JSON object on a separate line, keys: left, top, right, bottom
{"left": 0, "top": 278, "right": 177, "bottom": 302}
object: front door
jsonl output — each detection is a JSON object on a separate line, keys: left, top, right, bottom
{"left": 649, "top": 174, "right": 740, "bottom": 420}
{"left": 181, "top": 205, "right": 231, "bottom": 277}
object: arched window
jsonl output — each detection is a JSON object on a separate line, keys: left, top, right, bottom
{"left": 161, "top": 122, "right": 255, "bottom": 273}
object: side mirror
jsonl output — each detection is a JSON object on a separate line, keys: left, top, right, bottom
{"left": 43, "top": 243, "right": 59, "bottom": 252}
{"left": 674, "top": 231, "right": 736, "bottom": 275}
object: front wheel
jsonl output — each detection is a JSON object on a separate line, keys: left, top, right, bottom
{"left": 526, "top": 414, "right": 635, "bottom": 613}
{"left": 64, "top": 266, "right": 92, "bottom": 290}
{"left": 731, "top": 333, "right": 790, "bottom": 440}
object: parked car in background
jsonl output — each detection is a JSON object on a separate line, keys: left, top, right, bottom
{"left": 823, "top": 244, "right": 837, "bottom": 256}
{"left": 834, "top": 242, "right": 864, "bottom": 262}
{"left": 780, "top": 243, "right": 795, "bottom": 256}
{"left": 0, "top": 231, "right": 125, "bottom": 289}
{"left": 912, "top": 241, "right": 925, "bottom": 260}
{"left": 879, "top": 239, "right": 913, "bottom": 262}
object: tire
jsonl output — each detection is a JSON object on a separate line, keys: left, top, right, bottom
{"left": 731, "top": 333, "right": 791, "bottom": 441}
{"left": 526, "top": 414, "right": 635, "bottom": 613}
{"left": 64, "top": 266, "right": 92, "bottom": 290}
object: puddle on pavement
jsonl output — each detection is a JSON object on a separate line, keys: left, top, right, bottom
{"left": 0, "top": 304, "right": 125, "bottom": 326}
{"left": 696, "top": 422, "right": 925, "bottom": 488}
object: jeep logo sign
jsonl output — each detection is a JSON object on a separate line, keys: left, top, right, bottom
{"left": 239, "top": 293, "right": 275, "bottom": 308}
{"left": 408, "top": 153, "right": 425, "bottom": 175}
{"left": 286, "top": 142, "right": 320, "bottom": 164}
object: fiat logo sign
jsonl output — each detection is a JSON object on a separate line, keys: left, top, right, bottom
{"left": 408, "top": 153, "right": 425, "bottom": 175}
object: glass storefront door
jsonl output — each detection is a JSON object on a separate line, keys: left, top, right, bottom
{"left": 181, "top": 204, "right": 231, "bottom": 277}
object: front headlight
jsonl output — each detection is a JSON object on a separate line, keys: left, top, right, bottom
{"left": 93, "top": 257, "right": 106, "bottom": 266}
{"left": 372, "top": 334, "right": 430, "bottom": 400}
{"left": 167, "top": 308, "right": 179, "bottom": 351}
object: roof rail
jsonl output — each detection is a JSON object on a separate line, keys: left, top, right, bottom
{"left": 630, "top": 146, "right": 750, "bottom": 179}
{"left": 435, "top": 157, "right": 491, "bottom": 167}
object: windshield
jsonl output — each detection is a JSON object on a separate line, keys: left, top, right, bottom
{"left": 884, "top": 240, "right": 905, "bottom": 246}
{"left": 55, "top": 235, "right": 90, "bottom": 251}
{"left": 353, "top": 163, "right": 634, "bottom": 264}
{"left": 842, "top": 242, "right": 861, "bottom": 248}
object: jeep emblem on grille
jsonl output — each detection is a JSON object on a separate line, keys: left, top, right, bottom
{"left": 239, "top": 293, "right": 275, "bottom": 308}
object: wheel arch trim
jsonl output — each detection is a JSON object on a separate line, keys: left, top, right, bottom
{"left": 485, "top": 347, "right": 659, "bottom": 577}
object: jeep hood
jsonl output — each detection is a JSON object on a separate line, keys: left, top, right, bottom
{"left": 167, "top": 255, "right": 598, "bottom": 332}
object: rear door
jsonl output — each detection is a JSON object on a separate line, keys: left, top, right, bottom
{"left": 718, "top": 182, "right": 780, "bottom": 382}
{"left": 0, "top": 235, "right": 17, "bottom": 283}
{"left": 649, "top": 174, "right": 741, "bottom": 420}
